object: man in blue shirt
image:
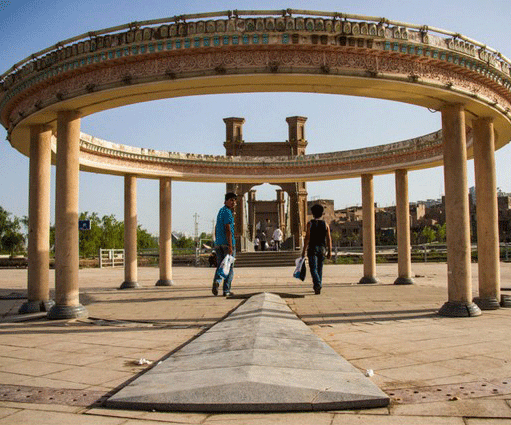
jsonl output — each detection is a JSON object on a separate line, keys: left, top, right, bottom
{"left": 212, "top": 192, "right": 237, "bottom": 296}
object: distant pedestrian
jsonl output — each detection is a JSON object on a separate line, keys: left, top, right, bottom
{"left": 260, "top": 232, "right": 267, "bottom": 251}
{"left": 254, "top": 236, "right": 260, "bottom": 251}
{"left": 272, "top": 227, "right": 283, "bottom": 251}
{"left": 212, "top": 192, "right": 237, "bottom": 297}
{"left": 302, "top": 204, "right": 332, "bottom": 295}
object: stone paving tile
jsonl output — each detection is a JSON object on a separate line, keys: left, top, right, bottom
{"left": 390, "top": 399, "right": 511, "bottom": 418}
{"left": 0, "top": 409, "right": 125, "bottom": 425}
{"left": 0, "top": 401, "right": 83, "bottom": 413}
{"left": 202, "top": 412, "right": 335, "bottom": 425}
{"left": 331, "top": 414, "right": 464, "bottom": 424}
{"left": 43, "top": 366, "right": 132, "bottom": 387}
{"left": 138, "top": 410, "right": 209, "bottom": 424}
{"left": 15, "top": 376, "right": 89, "bottom": 389}
{"left": 0, "top": 408, "right": 18, "bottom": 420}
{"left": 0, "top": 359, "right": 72, "bottom": 377}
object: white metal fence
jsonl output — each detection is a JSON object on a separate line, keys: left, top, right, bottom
{"left": 99, "top": 249, "right": 125, "bottom": 268}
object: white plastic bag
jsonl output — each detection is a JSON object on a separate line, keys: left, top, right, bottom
{"left": 218, "top": 254, "right": 235, "bottom": 279}
{"left": 293, "top": 257, "right": 306, "bottom": 280}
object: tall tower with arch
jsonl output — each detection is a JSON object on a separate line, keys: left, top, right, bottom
{"left": 224, "top": 116, "right": 308, "bottom": 250}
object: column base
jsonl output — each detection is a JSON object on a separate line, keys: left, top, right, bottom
{"left": 473, "top": 297, "right": 500, "bottom": 310}
{"left": 438, "top": 301, "right": 482, "bottom": 317}
{"left": 47, "top": 304, "right": 88, "bottom": 320}
{"left": 18, "top": 300, "right": 55, "bottom": 314}
{"left": 120, "top": 281, "right": 139, "bottom": 289}
{"left": 394, "top": 277, "right": 415, "bottom": 285}
{"left": 500, "top": 294, "right": 511, "bottom": 308}
{"left": 155, "top": 279, "right": 174, "bottom": 287}
{"left": 358, "top": 276, "right": 378, "bottom": 284}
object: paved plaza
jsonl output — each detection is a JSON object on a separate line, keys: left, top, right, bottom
{"left": 0, "top": 262, "right": 510, "bottom": 424}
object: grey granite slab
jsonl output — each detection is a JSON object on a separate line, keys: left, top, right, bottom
{"left": 106, "top": 292, "right": 389, "bottom": 412}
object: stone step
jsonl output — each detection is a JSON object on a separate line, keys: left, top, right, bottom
{"left": 235, "top": 250, "right": 300, "bottom": 267}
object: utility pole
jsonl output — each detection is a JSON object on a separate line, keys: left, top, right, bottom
{"left": 193, "top": 213, "right": 200, "bottom": 243}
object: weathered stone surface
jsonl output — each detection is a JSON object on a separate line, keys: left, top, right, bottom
{"left": 106, "top": 292, "right": 389, "bottom": 412}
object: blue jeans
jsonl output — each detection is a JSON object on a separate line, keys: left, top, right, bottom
{"left": 213, "top": 245, "right": 235, "bottom": 293}
{"left": 308, "top": 246, "right": 325, "bottom": 290}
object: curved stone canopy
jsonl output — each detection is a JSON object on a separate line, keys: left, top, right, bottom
{"left": 1, "top": 9, "right": 510, "bottom": 182}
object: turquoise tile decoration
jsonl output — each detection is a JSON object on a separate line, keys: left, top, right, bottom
{"left": 184, "top": 39, "right": 190, "bottom": 48}
{"left": 124, "top": 47, "right": 129, "bottom": 56}
{"left": 194, "top": 37, "right": 200, "bottom": 47}
{"left": 282, "top": 34, "right": 289, "bottom": 44}
{"left": 157, "top": 42, "right": 163, "bottom": 51}
{"left": 140, "top": 45, "right": 146, "bottom": 53}
{"left": 223, "top": 36, "right": 229, "bottom": 45}
{"left": 132, "top": 46, "right": 139, "bottom": 54}
{"left": 166, "top": 40, "right": 172, "bottom": 50}
{"left": 175, "top": 40, "right": 181, "bottom": 49}
{"left": 116, "top": 49, "right": 122, "bottom": 57}
{"left": 392, "top": 42, "right": 399, "bottom": 51}
{"left": 432, "top": 50, "right": 439, "bottom": 58}
{"left": 263, "top": 34, "right": 268, "bottom": 44}
{"left": 253, "top": 34, "right": 259, "bottom": 44}
{"left": 203, "top": 37, "right": 210, "bottom": 46}
{"left": 108, "top": 51, "right": 114, "bottom": 59}
{"left": 213, "top": 36, "right": 219, "bottom": 46}
{"left": 440, "top": 52, "right": 446, "bottom": 60}
{"left": 384, "top": 41, "right": 391, "bottom": 50}
{"left": 243, "top": 35, "right": 249, "bottom": 44}
{"left": 233, "top": 35, "right": 239, "bottom": 45}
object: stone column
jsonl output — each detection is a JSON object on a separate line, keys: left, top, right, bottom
{"left": 120, "top": 175, "right": 139, "bottom": 289}
{"left": 276, "top": 189, "right": 286, "bottom": 235}
{"left": 289, "top": 192, "right": 300, "bottom": 248}
{"left": 472, "top": 118, "right": 505, "bottom": 309}
{"left": 359, "top": 174, "right": 378, "bottom": 284}
{"left": 48, "top": 111, "right": 88, "bottom": 319}
{"left": 19, "top": 125, "right": 55, "bottom": 314}
{"left": 394, "top": 169, "right": 414, "bottom": 285}
{"left": 247, "top": 190, "right": 256, "bottom": 240}
{"left": 156, "top": 177, "right": 173, "bottom": 286}
{"left": 438, "top": 104, "right": 481, "bottom": 317}
{"left": 298, "top": 188, "right": 308, "bottom": 242}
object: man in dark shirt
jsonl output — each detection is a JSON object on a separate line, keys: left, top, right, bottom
{"left": 302, "top": 204, "right": 332, "bottom": 295}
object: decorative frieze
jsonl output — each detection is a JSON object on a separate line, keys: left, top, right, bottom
{"left": 77, "top": 129, "right": 443, "bottom": 180}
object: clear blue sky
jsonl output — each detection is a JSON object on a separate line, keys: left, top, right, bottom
{"left": 1, "top": 0, "right": 510, "bottom": 236}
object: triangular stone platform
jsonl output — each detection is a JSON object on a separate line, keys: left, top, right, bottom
{"left": 106, "top": 293, "right": 389, "bottom": 412}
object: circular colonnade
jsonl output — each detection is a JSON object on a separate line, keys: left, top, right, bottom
{"left": 1, "top": 9, "right": 510, "bottom": 318}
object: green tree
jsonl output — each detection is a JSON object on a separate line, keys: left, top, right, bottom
{"left": 421, "top": 226, "right": 436, "bottom": 244}
{"left": 137, "top": 226, "right": 158, "bottom": 250}
{"left": 50, "top": 211, "right": 158, "bottom": 258}
{"left": 78, "top": 212, "right": 102, "bottom": 257}
{"left": 0, "top": 207, "right": 26, "bottom": 256}
{"left": 174, "top": 236, "right": 195, "bottom": 249}
{"left": 436, "top": 223, "right": 447, "bottom": 242}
